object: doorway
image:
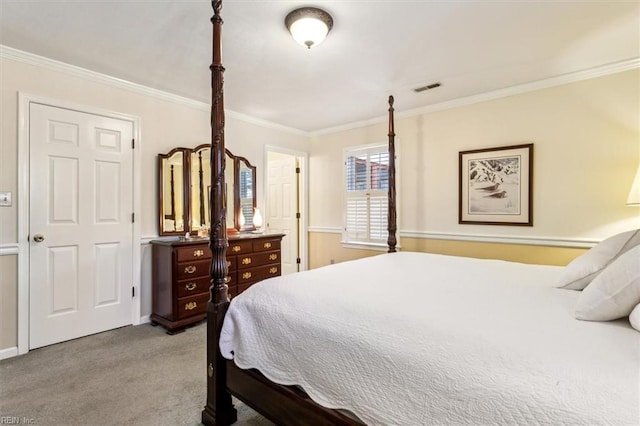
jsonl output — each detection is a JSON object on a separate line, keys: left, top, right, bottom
{"left": 265, "top": 147, "right": 307, "bottom": 274}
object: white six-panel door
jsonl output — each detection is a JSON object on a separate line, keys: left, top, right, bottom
{"left": 267, "top": 154, "right": 299, "bottom": 275}
{"left": 29, "top": 103, "right": 134, "bottom": 349}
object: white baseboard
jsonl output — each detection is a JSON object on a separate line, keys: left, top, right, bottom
{"left": 139, "top": 315, "right": 151, "bottom": 324}
{"left": 0, "top": 346, "right": 18, "bottom": 360}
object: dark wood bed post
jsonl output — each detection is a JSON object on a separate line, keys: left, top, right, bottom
{"left": 202, "top": 1, "right": 237, "bottom": 425}
{"left": 387, "top": 95, "right": 397, "bottom": 253}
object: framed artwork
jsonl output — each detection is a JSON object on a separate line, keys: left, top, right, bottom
{"left": 459, "top": 143, "right": 533, "bottom": 226}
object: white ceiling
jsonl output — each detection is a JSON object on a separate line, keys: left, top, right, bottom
{"left": 1, "top": 0, "right": 638, "bottom": 133}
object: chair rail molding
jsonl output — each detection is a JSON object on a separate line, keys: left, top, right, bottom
{"left": 308, "top": 227, "right": 599, "bottom": 249}
{"left": 0, "top": 243, "right": 19, "bottom": 256}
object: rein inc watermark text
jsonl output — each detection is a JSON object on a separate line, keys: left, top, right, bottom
{"left": 0, "top": 417, "right": 35, "bottom": 425}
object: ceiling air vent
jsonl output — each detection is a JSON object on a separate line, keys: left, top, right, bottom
{"left": 413, "top": 82, "right": 441, "bottom": 93}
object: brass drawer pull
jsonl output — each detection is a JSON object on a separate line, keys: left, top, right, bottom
{"left": 224, "top": 276, "right": 231, "bottom": 284}
{"left": 232, "top": 246, "right": 241, "bottom": 252}
{"left": 193, "top": 249, "right": 204, "bottom": 257}
{"left": 185, "top": 301, "right": 197, "bottom": 310}
{"left": 263, "top": 242, "right": 272, "bottom": 249}
{"left": 185, "top": 282, "right": 197, "bottom": 291}
{"left": 184, "top": 265, "right": 197, "bottom": 274}
{"left": 268, "top": 253, "right": 278, "bottom": 261}
{"left": 269, "top": 267, "right": 278, "bottom": 274}
{"left": 242, "top": 257, "right": 252, "bottom": 265}
{"left": 242, "top": 272, "right": 252, "bottom": 280}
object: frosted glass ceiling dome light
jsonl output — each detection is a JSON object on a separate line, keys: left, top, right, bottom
{"left": 285, "top": 7, "right": 333, "bottom": 49}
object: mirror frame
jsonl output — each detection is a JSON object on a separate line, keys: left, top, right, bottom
{"left": 157, "top": 145, "right": 257, "bottom": 236}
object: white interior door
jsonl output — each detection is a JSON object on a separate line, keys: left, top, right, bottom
{"left": 29, "top": 103, "right": 134, "bottom": 349}
{"left": 267, "top": 153, "right": 299, "bottom": 275}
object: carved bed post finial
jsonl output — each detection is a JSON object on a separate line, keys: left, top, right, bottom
{"left": 387, "top": 95, "right": 397, "bottom": 253}
{"left": 202, "top": 0, "right": 237, "bottom": 425}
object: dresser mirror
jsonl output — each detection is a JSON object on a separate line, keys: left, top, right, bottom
{"left": 158, "top": 148, "right": 188, "bottom": 235}
{"left": 190, "top": 144, "right": 211, "bottom": 233}
{"left": 158, "top": 145, "right": 256, "bottom": 236}
{"left": 236, "top": 156, "right": 256, "bottom": 231}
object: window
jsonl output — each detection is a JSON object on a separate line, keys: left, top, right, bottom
{"left": 343, "top": 144, "right": 390, "bottom": 246}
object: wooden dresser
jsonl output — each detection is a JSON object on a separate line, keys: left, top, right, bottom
{"left": 150, "top": 233, "right": 284, "bottom": 334}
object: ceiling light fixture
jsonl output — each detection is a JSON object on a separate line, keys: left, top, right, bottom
{"left": 285, "top": 7, "right": 333, "bottom": 49}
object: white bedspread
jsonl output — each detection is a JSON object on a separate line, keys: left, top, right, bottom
{"left": 220, "top": 252, "right": 640, "bottom": 425}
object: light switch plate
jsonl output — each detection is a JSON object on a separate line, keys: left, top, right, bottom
{"left": 0, "top": 192, "right": 12, "bottom": 207}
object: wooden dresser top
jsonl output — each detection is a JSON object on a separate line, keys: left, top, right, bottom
{"left": 150, "top": 233, "right": 285, "bottom": 247}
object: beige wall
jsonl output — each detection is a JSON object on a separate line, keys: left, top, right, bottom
{"left": 2, "top": 52, "right": 638, "bottom": 353}
{"left": 0, "top": 56, "right": 308, "bottom": 351}
{"left": 0, "top": 255, "right": 17, "bottom": 350}
{"left": 0, "top": 57, "right": 307, "bottom": 243}
{"left": 308, "top": 70, "right": 640, "bottom": 267}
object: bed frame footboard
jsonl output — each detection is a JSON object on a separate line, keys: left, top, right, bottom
{"left": 227, "top": 361, "right": 362, "bottom": 425}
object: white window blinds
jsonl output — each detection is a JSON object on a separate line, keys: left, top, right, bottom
{"left": 344, "top": 145, "right": 389, "bottom": 245}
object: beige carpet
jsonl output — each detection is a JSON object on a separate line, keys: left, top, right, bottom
{"left": 0, "top": 322, "right": 273, "bottom": 426}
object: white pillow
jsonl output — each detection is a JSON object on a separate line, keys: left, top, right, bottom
{"left": 630, "top": 304, "right": 640, "bottom": 332}
{"left": 575, "top": 245, "right": 640, "bottom": 321}
{"left": 556, "top": 229, "right": 640, "bottom": 290}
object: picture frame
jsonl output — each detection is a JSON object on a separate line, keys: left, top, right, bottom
{"left": 459, "top": 143, "right": 533, "bottom": 226}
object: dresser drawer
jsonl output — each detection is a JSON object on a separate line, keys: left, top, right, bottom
{"left": 228, "top": 240, "right": 253, "bottom": 255}
{"left": 227, "top": 271, "right": 236, "bottom": 286}
{"left": 176, "top": 245, "right": 211, "bottom": 262}
{"left": 237, "top": 250, "right": 281, "bottom": 270}
{"left": 228, "top": 284, "right": 238, "bottom": 299}
{"left": 237, "top": 264, "right": 281, "bottom": 284}
{"left": 176, "top": 259, "right": 210, "bottom": 280}
{"left": 253, "top": 239, "right": 281, "bottom": 252}
{"left": 177, "top": 292, "right": 209, "bottom": 320}
{"left": 176, "top": 276, "right": 210, "bottom": 298}
{"left": 237, "top": 282, "right": 253, "bottom": 295}
{"left": 227, "top": 257, "right": 236, "bottom": 271}
{"left": 151, "top": 235, "right": 282, "bottom": 334}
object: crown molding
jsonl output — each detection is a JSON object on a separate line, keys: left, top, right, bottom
{"left": 0, "top": 45, "right": 307, "bottom": 137}
{"left": 225, "top": 109, "right": 308, "bottom": 136}
{"left": 3, "top": 45, "right": 637, "bottom": 138}
{"left": 313, "top": 57, "right": 640, "bottom": 136}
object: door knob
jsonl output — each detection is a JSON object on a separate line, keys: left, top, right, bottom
{"left": 33, "top": 234, "right": 45, "bottom": 242}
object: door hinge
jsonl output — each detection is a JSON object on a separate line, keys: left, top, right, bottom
{"left": 296, "top": 258, "right": 301, "bottom": 264}
{"left": 132, "top": 213, "right": 135, "bottom": 223}
{"left": 296, "top": 212, "right": 301, "bottom": 219}
{"left": 296, "top": 167, "right": 300, "bottom": 174}
{"left": 132, "top": 139, "right": 135, "bottom": 149}
{"left": 132, "top": 286, "right": 135, "bottom": 298}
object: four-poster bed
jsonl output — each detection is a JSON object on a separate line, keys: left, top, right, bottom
{"left": 201, "top": 2, "right": 399, "bottom": 423}
{"left": 202, "top": 2, "right": 639, "bottom": 425}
